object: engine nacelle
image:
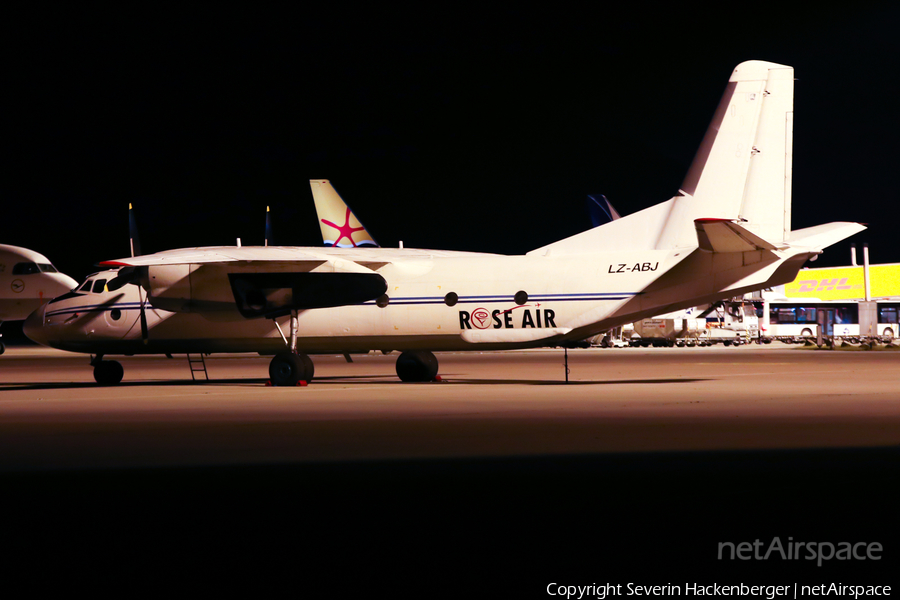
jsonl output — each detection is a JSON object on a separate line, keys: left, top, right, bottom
{"left": 141, "top": 264, "right": 215, "bottom": 312}
{"left": 141, "top": 263, "right": 387, "bottom": 318}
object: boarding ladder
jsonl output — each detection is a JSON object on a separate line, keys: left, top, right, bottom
{"left": 187, "top": 353, "right": 209, "bottom": 381}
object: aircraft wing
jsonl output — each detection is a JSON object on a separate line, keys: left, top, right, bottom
{"left": 99, "top": 247, "right": 388, "bottom": 318}
{"left": 101, "top": 246, "right": 339, "bottom": 267}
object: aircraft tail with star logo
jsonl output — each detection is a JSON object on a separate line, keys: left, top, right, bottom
{"left": 309, "top": 179, "right": 379, "bottom": 248}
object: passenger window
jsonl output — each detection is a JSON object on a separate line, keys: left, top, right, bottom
{"left": 12, "top": 262, "right": 40, "bottom": 275}
{"left": 92, "top": 279, "right": 107, "bottom": 293}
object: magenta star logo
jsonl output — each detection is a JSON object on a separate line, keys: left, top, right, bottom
{"left": 322, "top": 207, "right": 366, "bottom": 248}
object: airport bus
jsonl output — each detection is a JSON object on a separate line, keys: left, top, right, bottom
{"left": 759, "top": 300, "right": 900, "bottom": 340}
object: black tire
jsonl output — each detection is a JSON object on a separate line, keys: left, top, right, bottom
{"left": 94, "top": 360, "right": 124, "bottom": 385}
{"left": 0, "top": 341, "right": 5, "bottom": 356}
{"left": 269, "top": 352, "right": 314, "bottom": 386}
{"left": 396, "top": 350, "right": 439, "bottom": 382}
{"left": 801, "top": 328, "right": 813, "bottom": 338}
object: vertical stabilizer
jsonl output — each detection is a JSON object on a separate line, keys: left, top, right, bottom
{"left": 309, "top": 179, "right": 379, "bottom": 248}
{"left": 528, "top": 61, "right": 795, "bottom": 257}
{"left": 656, "top": 61, "right": 794, "bottom": 249}
{"left": 738, "top": 68, "right": 793, "bottom": 244}
{"left": 587, "top": 194, "right": 621, "bottom": 227}
{"left": 264, "top": 205, "right": 274, "bottom": 246}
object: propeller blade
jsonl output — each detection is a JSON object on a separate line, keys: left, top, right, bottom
{"left": 129, "top": 203, "right": 142, "bottom": 257}
{"left": 107, "top": 266, "right": 137, "bottom": 291}
{"left": 139, "top": 290, "right": 149, "bottom": 344}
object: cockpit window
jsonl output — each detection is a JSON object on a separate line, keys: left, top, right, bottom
{"left": 12, "top": 262, "right": 40, "bottom": 275}
{"left": 92, "top": 279, "right": 107, "bottom": 293}
{"left": 38, "top": 263, "right": 58, "bottom": 273}
{"left": 78, "top": 280, "right": 93, "bottom": 292}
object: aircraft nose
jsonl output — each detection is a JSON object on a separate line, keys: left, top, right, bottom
{"left": 23, "top": 303, "right": 49, "bottom": 347}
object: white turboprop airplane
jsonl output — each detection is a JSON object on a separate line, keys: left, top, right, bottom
{"left": 25, "top": 61, "right": 864, "bottom": 385}
{"left": 0, "top": 244, "right": 78, "bottom": 354}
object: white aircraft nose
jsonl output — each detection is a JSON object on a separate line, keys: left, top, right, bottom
{"left": 54, "top": 274, "right": 79, "bottom": 294}
{"left": 22, "top": 303, "right": 49, "bottom": 347}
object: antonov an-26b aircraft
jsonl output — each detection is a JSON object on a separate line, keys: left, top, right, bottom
{"left": 25, "top": 61, "right": 864, "bottom": 385}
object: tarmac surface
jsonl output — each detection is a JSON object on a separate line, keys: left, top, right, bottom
{"left": 1, "top": 345, "right": 900, "bottom": 468}
{"left": 1, "top": 344, "right": 897, "bottom": 592}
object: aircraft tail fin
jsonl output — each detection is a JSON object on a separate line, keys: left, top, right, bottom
{"left": 264, "top": 206, "right": 274, "bottom": 246}
{"left": 658, "top": 60, "right": 795, "bottom": 249}
{"left": 587, "top": 194, "right": 621, "bottom": 227}
{"left": 529, "top": 61, "right": 797, "bottom": 256}
{"left": 309, "top": 180, "right": 379, "bottom": 248}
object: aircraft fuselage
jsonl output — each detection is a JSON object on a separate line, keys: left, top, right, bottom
{"left": 24, "top": 244, "right": 809, "bottom": 356}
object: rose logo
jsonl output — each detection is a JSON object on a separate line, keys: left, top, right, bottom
{"left": 471, "top": 307, "right": 491, "bottom": 329}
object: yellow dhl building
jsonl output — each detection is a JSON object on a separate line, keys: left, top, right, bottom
{"left": 784, "top": 263, "right": 900, "bottom": 301}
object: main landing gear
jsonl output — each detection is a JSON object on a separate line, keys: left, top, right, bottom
{"left": 396, "top": 350, "right": 439, "bottom": 382}
{"left": 268, "top": 309, "right": 315, "bottom": 386}
{"left": 92, "top": 355, "right": 124, "bottom": 385}
{"left": 269, "top": 351, "right": 314, "bottom": 386}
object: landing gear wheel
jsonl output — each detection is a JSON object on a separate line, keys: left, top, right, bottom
{"left": 93, "top": 360, "right": 124, "bottom": 385}
{"left": 269, "top": 352, "right": 314, "bottom": 386}
{"left": 0, "top": 341, "right": 5, "bottom": 355}
{"left": 396, "top": 350, "right": 439, "bottom": 382}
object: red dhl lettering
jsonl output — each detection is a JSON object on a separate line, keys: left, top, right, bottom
{"left": 796, "top": 278, "right": 860, "bottom": 292}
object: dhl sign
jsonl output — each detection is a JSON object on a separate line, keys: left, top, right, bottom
{"left": 784, "top": 264, "right": 900, "bottom": 300}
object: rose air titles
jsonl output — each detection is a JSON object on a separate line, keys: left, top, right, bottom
{"left": 459, "top": 305, "right": 558, "bottom": 330}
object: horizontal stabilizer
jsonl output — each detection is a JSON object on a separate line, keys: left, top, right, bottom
{"left": 460, "top": 328, "right": 571, "bottom": 344}
{"left": 787, "top": 222, "right": 866, "bottom": 251}
{"left": 694, "top": 219, "right": 780, "bottom": 253}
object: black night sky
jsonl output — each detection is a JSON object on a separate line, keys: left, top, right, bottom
{"left": 6, "top": 6, "right": 899, "bottom": 282}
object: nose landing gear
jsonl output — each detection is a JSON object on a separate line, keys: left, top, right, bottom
{"left": 92, "top": 355, "right": 124, "bottom": 385}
